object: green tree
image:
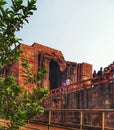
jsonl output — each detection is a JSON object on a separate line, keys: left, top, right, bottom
{"left": 0, "top": 0, "right": 36, "bottom": 73}
{"left": 0, "top": 0, "right": 49, "bottom": 129}
{"left": 0, "top": 64, "right": 49, "bottom": 130}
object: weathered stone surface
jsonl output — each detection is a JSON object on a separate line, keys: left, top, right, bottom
{"left": 9, "top": 43, "right": 92, "bottom": 90}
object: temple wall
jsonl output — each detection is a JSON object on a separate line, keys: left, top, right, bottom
{"left": 9, "top": 43, "right": 92, "bottom": 91}
{"left": 49, "top": 83, "right": 114, "bottom": 109}
{"left": 45, "top": 83, "right": 114, "bottom": 128}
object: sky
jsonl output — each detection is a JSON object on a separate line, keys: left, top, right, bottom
{"left": 10, "top": 0, "right": 114, "bottom": 72}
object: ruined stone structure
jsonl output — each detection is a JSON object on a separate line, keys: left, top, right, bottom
{"left": 8, "top": 43, "right": 114, "bottom": 111}
{"left": 8, "top": 43, "right": 114, "bottom": 129}
{"left": 9, "top": 43, "right": 92, "bottom": 90}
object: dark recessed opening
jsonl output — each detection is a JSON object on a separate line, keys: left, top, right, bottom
{"left": 49, "top": 60, "right": 60, "bottom": 90}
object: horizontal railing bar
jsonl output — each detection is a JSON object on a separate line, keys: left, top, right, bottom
{"left": 44, "top": 108, "right": 114, "bottom": 112}
{"left": 50, "top": 71, "right": 114, "bottom": 96}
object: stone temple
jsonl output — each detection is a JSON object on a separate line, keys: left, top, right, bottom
{"left": 7, "top": 42, "right": 114, "bottom": 128}
{"left": 8, "top": 42, "right": 92, "bottom": 90}
{"left": 8, "top": 43, "right": 114, "bottom": 110}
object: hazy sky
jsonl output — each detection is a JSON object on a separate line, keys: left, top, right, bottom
{"left": 15, "top": 0, "right": 114, "bottom": 71}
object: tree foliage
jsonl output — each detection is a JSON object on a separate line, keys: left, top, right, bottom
{"left": 0, "top": 0, "right": 49, "bottom": 129}
{"left": 0, "top": 0, "right": 37, "bottom": 70}
{"left": 0, "top": 71, "right": 49, "bottom": 129}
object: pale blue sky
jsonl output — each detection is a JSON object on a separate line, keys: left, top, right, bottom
{"left": 14, "top": 0, "right": 114, "bottom": 71}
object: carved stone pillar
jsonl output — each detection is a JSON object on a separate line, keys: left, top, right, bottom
{"left": 42, "top": 58, "right": 50, "bottom": 90}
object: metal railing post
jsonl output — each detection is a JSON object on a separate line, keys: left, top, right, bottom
{"left": 102, "top": 112, "right": 105, "bottom": 130}
{"left": 48, "top": 110, "right": 51, "bottom": 130}
{"left": 80, "top": 111, "right": 83, "bottom": 130}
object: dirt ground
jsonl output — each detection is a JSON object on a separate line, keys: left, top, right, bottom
{"left": 20, "top": 123, "right": 67, "bottom": 130}
{"left": 0, "top": 119, "right": 67, "bottom": 130}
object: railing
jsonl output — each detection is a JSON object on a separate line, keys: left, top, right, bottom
{"left": 50, "top": 72, "right": 114, "bottom": 96}
{"left": 32, "top": 108, "right": 114, "bottom": 130}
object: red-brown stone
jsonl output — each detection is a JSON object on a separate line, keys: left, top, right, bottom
{"left": 9, "top": 42, "right": 92, "bottom": 90}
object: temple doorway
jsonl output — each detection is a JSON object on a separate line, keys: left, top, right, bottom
{"left": 49, "top": 60, "right": 61, "bottom": 90}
